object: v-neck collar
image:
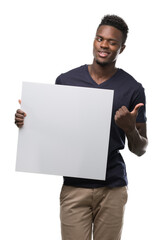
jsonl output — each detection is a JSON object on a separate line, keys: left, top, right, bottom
{"left": 85, "top": 64, "right": 121, "bottom": 87}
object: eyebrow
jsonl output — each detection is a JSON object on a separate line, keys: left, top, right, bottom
{"left": 96, "top": 35, "right": 119, "bottom": 42}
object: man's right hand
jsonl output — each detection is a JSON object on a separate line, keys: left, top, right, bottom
{"left": 15, "top": 100, "right": 27, "bottom": 128}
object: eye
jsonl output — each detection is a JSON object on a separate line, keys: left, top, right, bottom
{"left": 109, "top": 41, "right": 117, "bottom": 46}
{"left": 96, "top": 37, "right": 103, "bottom": 42}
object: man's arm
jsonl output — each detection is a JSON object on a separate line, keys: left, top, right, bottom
{"left": 114, "top": 103, "right": 148, "bottom": 156}
{"left": 126, "top": 122, "right": 148, "bottom": 156}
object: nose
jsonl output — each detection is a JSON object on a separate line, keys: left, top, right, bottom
{"left": 100, "top": 40, "right": 109, "bottom": 48}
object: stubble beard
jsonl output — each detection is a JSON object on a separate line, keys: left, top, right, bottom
{"left": 95, "top": 59, "right": 109, "bottom": 67}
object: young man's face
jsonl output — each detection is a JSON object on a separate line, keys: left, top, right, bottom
{"left": 93, "top": 25, "right": 125, "bottom": 66}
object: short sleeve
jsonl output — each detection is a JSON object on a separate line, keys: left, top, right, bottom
{"left": 55, "top": 75, "right": 62, "bottom": 85}
{"left": 130, "top": 85, "right": 147, "bottom": 123}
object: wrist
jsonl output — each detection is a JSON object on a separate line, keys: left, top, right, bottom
{"left": 125, "top": 126, "right": 137, "bottom": 136}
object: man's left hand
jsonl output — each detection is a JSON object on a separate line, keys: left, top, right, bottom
{"left": 114, "top": 103, "right": 144, "bottom": 134}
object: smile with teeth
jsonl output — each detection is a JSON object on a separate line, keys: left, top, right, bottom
{"left": 98, "top": 51, "right": 110, "bottom": 57}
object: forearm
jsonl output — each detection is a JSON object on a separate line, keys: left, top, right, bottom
{"left": 126, "top": 128, "right": 148, "bottom": 156}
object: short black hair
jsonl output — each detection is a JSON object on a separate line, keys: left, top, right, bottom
{"left": 98, "top": 15, "right": 129, "bottom": 44}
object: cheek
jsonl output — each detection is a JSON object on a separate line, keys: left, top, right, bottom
{"left": 111, "top": 48, "right": 121, "bottom": 58}
{"left": 93, "top": 40, "right": 100, "bottom": 51}
{"left": 93, "top": 44, "right": 97, "bottom": 57}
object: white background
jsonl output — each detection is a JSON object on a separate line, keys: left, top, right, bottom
{"left": 0, "top": 0, "right": 162, "bottom": 239}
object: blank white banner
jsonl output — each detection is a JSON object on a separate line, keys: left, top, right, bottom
{"left": 16, "top": 82, "right": 114, "bottom": 180}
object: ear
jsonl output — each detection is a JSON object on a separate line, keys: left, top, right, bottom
{"left": 119, "top": 44, "right": 126, "bottom": 54}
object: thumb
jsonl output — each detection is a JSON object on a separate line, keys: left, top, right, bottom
{"left": 131, "top": 103, "right": 144, "bottom": 116}
{"left": 18, "top": 99, "right": 27, "bottom": 116}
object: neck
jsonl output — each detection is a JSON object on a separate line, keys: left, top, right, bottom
{"left": 88, "top": 59, "right": 117, "bottom": 85}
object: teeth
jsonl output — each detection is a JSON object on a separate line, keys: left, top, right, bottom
{"left": 101, "top": 52, "right": 107, "bottom": 55}
{"left": 99, "top": 52, "right": 108, "bottom": 57}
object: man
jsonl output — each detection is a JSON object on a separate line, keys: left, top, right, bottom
{"left": 15, "top": 15, "right": 148, "bottom": 240}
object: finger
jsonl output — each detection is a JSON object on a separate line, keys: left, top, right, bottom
{"left": 115, "top": 106, "right": 128, "bottom": 118}
{"left": 114, "top": 111, "right": 123, "bottom": 122}
{"left": 121, "top": 106, "right": 129, "bottom": 113}
{"left": 16, "top": 123, "right": 24, "bottom": 128}
{"left": 114, "top": 113, "right": 118, "bottom": 121}
{"left": 15, "top": 118, "right": 24, "bottom": 125}
{"left": 16, "top": 109, "right": 27, "bottom": 117}
{"left": 16, "top": 109, "right": 24, "bottom": 114}
{"left": 115, "top": 110, "right": 120, "bottom": 119}
{"left": 15, "top": 113, "right": 24, "bottom": 119}
{"left": 134, "top": 103, "right": 144, "bottom": 111}
{"left": 15, "top": 120, "right": 24, "bottom": 125}
{"left": 18, "top": 99, "right": 21, "bottom": 105}
{"left": 15, "top": 117, "right": 24, "bottom": 123}
{"left": 131, "top": 103, "right": 144, "bottom": 115}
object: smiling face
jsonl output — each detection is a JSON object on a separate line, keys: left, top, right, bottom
{"left": 93, "top": 25, "right": 125, "bottom": 66}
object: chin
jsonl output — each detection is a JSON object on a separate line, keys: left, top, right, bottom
{"left": 95, "top": 59, "right": 109, "bottom": 67}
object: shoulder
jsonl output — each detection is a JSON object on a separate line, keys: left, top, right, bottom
{"left": 56, "top": 64, "right": 87, "bottom": 84}
{"left": 118, "top": 69, "right": 142, "bottom": 87}
{"left": 116, "top": 69, "right": 146, "bottom": 96}
{"left": 62, "top": 65, "right": 87, "bottom": 75}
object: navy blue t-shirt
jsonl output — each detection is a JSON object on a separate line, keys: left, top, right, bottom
{"left": 55, "top": 65, "right": 147, "bottom": 188}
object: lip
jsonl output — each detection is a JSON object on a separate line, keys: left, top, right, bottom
{"left": 98, "top": 51, "right": 110, "bottom": 58}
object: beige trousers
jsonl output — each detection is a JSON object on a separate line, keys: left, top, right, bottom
{"left": 60, "top": 185, "right": 128, "bottom": 240}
